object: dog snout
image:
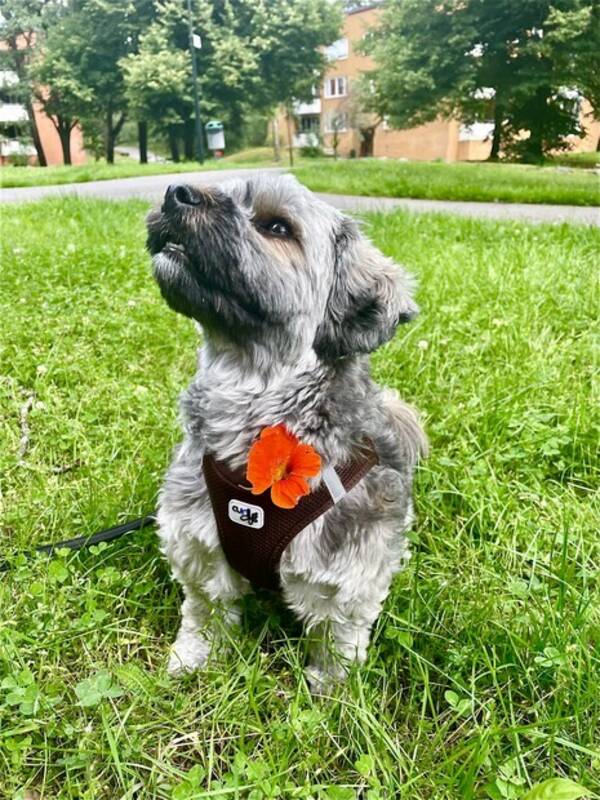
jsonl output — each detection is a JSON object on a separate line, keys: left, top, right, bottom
{"left": 163, "top": 183, "right": 205, "bottom": 212}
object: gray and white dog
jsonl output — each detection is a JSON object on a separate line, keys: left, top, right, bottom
{"left": 146, "top": 173, "right": 426, "bottom": 690}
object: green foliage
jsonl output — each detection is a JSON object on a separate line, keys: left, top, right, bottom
{"left": 543, "top": 2, "right": 600, "bottom": 119}
{"left": 120, "top": 0, "right": 341, "bottom": 155}
{"left": 0, "top": 0, "right": 53, "bottom": 163}
{"left": 74, "top": 670, "right": 124, "bottom": 707}
{"left": 29, "top": 16, "right": 95, "bottom": 162}
{"left": 364, "top": 0, "right": 600, "bottom": 161}
{"left": 521, "top": 778, "right": 591, "bottom": 799}
{"left": 299, "top": 143, "right": 324, "bottom": 158}
{"left": 0, "top": 198, "right": 599, "bottom": 797}
{"left": 120, "top": 24, "right": 190, "bottom": 128}
{"left": 31, "top": 49, "right": 93, "bottom": 124}
{"left": 0, "top": 0, "right": 47, "bottom": 95}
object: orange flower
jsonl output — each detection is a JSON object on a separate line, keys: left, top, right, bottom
{"left": 246, "top": 424, "right": 321, "bottom": 509}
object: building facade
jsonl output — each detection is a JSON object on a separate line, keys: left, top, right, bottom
{"left": 290, "top": 4, "right": 600, "bottom": 162}
{"left": 0, "top": 39, "right": 86, "bottom": 167}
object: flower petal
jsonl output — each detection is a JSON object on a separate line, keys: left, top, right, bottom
{"left": 271, "top": 475, "right": 309, "bottom": 509}
{"left": 289, "top": 443, "right": 321, "bottom": 479}
{"left": 247, "top": 427, "right": 296, "bottom": 494}
{"left": 260, "top": 424, "right": 298, "bottom": 447}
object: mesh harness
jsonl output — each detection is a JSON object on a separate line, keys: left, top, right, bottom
{"left": 203, "top": 442, "right": 378, "bottom": 590}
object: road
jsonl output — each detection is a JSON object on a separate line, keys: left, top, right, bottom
{"left": 1, "top": 166, "right": 598, "bottom": 226}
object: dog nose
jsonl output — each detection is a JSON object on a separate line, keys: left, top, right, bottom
{"left": 164, "top": 183, "right": 202, "bottom": 209}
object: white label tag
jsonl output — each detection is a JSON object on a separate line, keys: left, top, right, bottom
{"left": 228, "top": 499, "right": 264, "bottom": 529}
{"left": 322, "top": 465, "right": 347, "bottom": 504}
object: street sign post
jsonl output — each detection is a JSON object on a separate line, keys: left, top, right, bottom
{"left": 186, "top": 0, "right": 204, "bottom": 163}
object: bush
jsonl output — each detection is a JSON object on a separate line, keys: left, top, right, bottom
{"left": 299, "top": 144, "right": 323, "bottom": 158}
{"left": 6, "top": 153, "right": 30, "bottom": 167}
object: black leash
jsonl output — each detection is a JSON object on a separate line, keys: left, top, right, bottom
{"left": 0, "top": 513, "right": 156, "bottom": 573}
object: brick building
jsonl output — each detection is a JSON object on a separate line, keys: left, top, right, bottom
{"left": 0, "top": 39, "right": 86, "bottom": 167}
{"left": 288, "top": 3, "right": 600, "bottom": 162}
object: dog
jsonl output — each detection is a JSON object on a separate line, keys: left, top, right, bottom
{"left": 146, "top": 173, "right": 426, "bottom": 690}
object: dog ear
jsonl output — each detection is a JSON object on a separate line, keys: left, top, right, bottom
{"left": 314, "top": 219, "right": 418, "bottom": 359}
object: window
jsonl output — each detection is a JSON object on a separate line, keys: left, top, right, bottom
{"left": 324, "top": 112, "right": 348, "bottom": 133}
{"left": 300, "top": 115, "right": 320, "bottom": 134}
{"left": 324, "top": 76, "right": 347, "bottom": 98}
{"left": 326, "top": 38, "right": 349, "bottom": 61}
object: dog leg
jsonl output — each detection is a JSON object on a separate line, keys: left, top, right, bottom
{"left": 168, "top": 586, "right": 242, "bottom": 675}
{"left": 304, "top": 610, "right": 378, "bottom": 693}
{"left": 165, "top": 532, "right": 247, "bottom": 675}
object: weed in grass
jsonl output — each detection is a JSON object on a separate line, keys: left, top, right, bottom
{"left": 0, "top": 199, "right": 599, "bottom": 798}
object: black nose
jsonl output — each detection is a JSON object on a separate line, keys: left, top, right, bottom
{"left": 164, "top": 183, "right": 202, "bottom": 209}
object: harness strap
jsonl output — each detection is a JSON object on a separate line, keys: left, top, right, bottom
{"left": 203, "top": 441, "right": 378, "bottom": 590}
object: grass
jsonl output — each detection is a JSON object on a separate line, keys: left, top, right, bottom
{"left": 0, "top": 147, "right": 282, "bottom": 189}
{"left": 1, "top": 198, "right": 599, "bottom": 799}
{"left": 294, "top": 158, "right": 600, "bottom": 206}
{"left": 550, "top": 151, "right": 600, "bottom": 170}
{"left": 4, "top": 149, "right": 599, "bottom": 208}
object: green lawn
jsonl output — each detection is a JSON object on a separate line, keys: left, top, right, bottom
{"left": 1, "top": 199, "right": 599, "bottom": 799}
{"left": 4, "top": 152, "right": 599, "bottom": 209}
{"left": 294, "top": 159, "right": 600, "bottom": 206}
{"left": 0, "top": 147, "right": 282, "bottom": 189}
{"left": 551, "top": 151, "right": 600, "bottom": 170}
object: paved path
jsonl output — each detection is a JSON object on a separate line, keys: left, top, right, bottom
{"left": 1, "top": 166, "right": 598, "bottom": 226}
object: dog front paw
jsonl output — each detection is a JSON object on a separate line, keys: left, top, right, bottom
{"left": 167, "top": 631, "right": 211, "bottom": 676}
{"left": 304, "top": 662, "right": 347, "bottom": 695}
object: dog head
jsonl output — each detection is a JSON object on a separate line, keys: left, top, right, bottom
{"left": 146, "top": 173, "right": 417, "bottom": 361}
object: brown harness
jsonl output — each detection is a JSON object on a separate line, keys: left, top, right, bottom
{"left": 203, "top": 443, "right": 378, "bottom": 590}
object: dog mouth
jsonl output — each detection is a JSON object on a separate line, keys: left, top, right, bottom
{"left": 161, "top": 241, "right": 187, "bottom": 260}
{"left": 147, "top": 224, "right": 189, "bottom": 263}
{"left": 146, "top": 205, "right": 274, "bottom": 330}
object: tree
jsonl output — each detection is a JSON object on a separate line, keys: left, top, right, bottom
{"left": 121, "top": 0, "right": 262, "bottom": 161}
{"left": 30, "top": 21, "right": 93, "bottom": 164}
{"left": 364, "top": 0, "right": 598, "bottom": 162}
{"left": 336, "top": 80, "right": 381, "bottom": 157}
{"left": 121, "top": 0, "right": 340, "bottom": 162}
{"left": 253, "top": 0, "right": 342, "bottom": 108}
{"left": 121, "top": 24, "right": 191, "bottom": 163}
{"left": 543, "top": 1, "right": 600, "bottom": 148}
{"left": 73, "top": 0, "right": 132, "bottom": 163}
{"left": 0, "top": 0, "right": 51, "bottom": 166}
{"left": 49, "top": 0, "right": 155, "bottom": 164}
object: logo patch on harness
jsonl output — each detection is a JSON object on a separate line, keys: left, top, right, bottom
{"left": 228, "top": 499, "right": 264, "bottom": 529}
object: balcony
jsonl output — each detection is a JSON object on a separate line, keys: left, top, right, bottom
{"left": 293, "top": 132, "right": 320, "bottom": 148}
{"left": 0, "top": 103, "right": 28, "bottom": 123}
{"left": 459, "top": 122, "right": 495, "bottom": 142}
{"left": 294, "top": 98, "right": 321, "bottom": 116}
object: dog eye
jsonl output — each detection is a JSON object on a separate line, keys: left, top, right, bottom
{"left": 263, "top": 219, "right": 292, "bottom": 237}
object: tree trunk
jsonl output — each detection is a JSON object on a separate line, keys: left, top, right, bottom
{"left": 168, "top": 127, "right": 180, "bottom": 162}
{"left": 183, "top": 120, "right": 194, "bottom": 161}
{"left": 106, "top": 110, "right": 115, "bottom": 164}
{"left": 58, "top": 122, "right": 72, "bottom": 165}
{"left": 106, "top": 110, "right": 126, "bottom": 164}
{"left": 25, "top": 99, "right": 47, "bottom": 167}
{"left": 488, "top": 102, "right": 503, "bottom": 161}
{"left": 272, "top": 115, "right": 280, "bottom": 161}
{"left": 596, "top": 135, "right": 600, "bottom": 152}
{"left": 138, "top": 121, "right": 148, "bottom": 163}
